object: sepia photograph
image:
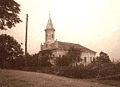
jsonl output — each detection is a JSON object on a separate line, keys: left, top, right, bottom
{"left": 0, "top": 0, "right": 120, "bottom": 87}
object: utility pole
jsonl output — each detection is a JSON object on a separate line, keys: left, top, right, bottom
{"left": 25, "top": 14, "right": 28, "bottom": 67}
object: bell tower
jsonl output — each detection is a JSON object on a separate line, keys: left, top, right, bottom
{"left": 45, "top": 14, "right": 55, "bottom": 45}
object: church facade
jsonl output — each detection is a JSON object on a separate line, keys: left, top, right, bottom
{"left": 40, "top": 15, "right": 96, "bottom": 65}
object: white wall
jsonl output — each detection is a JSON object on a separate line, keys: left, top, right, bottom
{"left": 81, "top": 51, "right": 96, "bottom": 65}
{"left": 52, "top": 50, "right": 68, "bottom": 57}
{"left": 52, "top": 49, "right": 96, "bottom": 64}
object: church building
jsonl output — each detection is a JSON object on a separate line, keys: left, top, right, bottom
{"left": 40, "top": 15, "right": 96, "bottom": 65}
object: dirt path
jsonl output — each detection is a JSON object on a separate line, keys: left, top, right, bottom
{"left": 0, "top": 69, "right": 115, "bottom": 87}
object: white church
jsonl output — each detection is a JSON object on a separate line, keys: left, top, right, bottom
{"left": 39, "top": 15, "right": 96, "bottom": 65}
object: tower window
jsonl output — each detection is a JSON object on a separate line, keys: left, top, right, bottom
{"left": 52, "top": 54, "right": 55, "bottom": 57}
{"left": 52, "top": 34, "right": 54, "bottom": 38}
{"left": 84, "top": 57, "right": 86, "bottom": 62}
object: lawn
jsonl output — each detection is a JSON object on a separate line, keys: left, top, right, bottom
{"left": 0, "top": 69, "right": 116, "bottom": 87}
{"left": 84, "top": 79, "right": 120, "bottom": 87}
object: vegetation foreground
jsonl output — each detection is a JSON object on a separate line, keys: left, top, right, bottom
{"left": 0, "top": 69, "right": 118, "bottom": 87}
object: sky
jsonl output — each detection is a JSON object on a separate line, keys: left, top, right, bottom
{"left": 1, "top": 0, "right": 120, "bottom": 61}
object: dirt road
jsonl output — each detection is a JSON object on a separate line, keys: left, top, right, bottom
{"left": 0, "top": 70, "right": 115, "bottom": 87}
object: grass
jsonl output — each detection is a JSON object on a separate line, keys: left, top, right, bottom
{"left": 84, "top": 79, "right": 120, "bottom": 87}
{"left": 0, "top": 69, "right": 116, "bottom": 87}
{"left": 99, "top": 80, "right": 120, "bottom": 87}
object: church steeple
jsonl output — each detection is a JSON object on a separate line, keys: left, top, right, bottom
{"left": 45, "top": 14, "right": 55, "bottom": 44}
{"left": 46, "top": 14, "right": 54, "bottom": 29}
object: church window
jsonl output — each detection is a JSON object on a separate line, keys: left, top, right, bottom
{"left": 84, "top": 57, "right": 86, "bottom": 62}
{"left": 52, "top": 54, "right": 55, "bottom": 57}
{"left": 93, "top": 57, "right": 95, "bottom": 62}
{"left": 59, "top": 55, "right": 61, "bottom": 58}
{"left": 90, "top": 57, "right": 92, "bottom": 62}
{"left": 52, "top": 34, "right": 54, "bottom": 38}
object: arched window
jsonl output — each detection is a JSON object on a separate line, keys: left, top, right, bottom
{"left": 90, "top": 57, "right": 92, "bottom": 62}
{"left": 93, "top": 57, "right": 95, "bottom": 62}
{"left": 52, "top": 54, "right": 55, "bottom": 57}
{"left": 52, "top": 34, "right": 54, "bottom": 38}
{"left": 84, "top": 57, "right": 86, "bottom": 62}
{"left": 59, "top": 55, "right": 61, "bottom": 58}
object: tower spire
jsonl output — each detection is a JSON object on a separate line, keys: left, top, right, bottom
{"left": 49, "top": 11, "right": 51, "bottom": 18}
{"left": 46, "top": 13, "right": 54, "bottom": 29}
{"left": 45, "top": 13, "right": 55, "bottom": 44}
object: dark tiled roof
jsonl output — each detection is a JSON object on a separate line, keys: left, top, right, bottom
{"left": 57, "top": 41, "right": 80, "bottom": 50}
{"left": 49, "top": 41, "right": 96, "bottom": 53}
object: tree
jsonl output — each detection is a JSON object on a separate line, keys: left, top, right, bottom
{"left": 13, "top": 56, "right": 25, "bottom": 69}
{"left": 27, "top": 53, "right": 39, "bottom": 67}
{"left": 0, "top": 34, "right": 23, "bottom": 68}
{"left": 55, "top": 47, "right": 82, "bottom": 66}
{"left": 91, "top": 51, "right": 111, "bottom": 78}
{"left": 96, "top": 51, "right": 111, "bottom": 64}
{"left": 67, "top": 47, "right": 82, "bottom": 66}
{"left": 55, "top": 56, "right": 72, "bottom": 66}
{"left": 0, "top": 0, "right": 22, "bottom": 30}
{"left": 38, "top": 50, "right": 52, "bottom": 67}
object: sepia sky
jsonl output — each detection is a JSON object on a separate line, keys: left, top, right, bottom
{"left": 1, "top": 0, "right": 120, "bottom": 61}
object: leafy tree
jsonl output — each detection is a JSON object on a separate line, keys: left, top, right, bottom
{"left": 13, "top": 56, "right": 25, "bottom": 69}
{"left": 55, "top": 47, "right": 82, "bottom": 66}
{"left": 55, "top": 56, "right": 72, "bottom": 66}
{"left": 96, "top": 51, "right": 111, "bottom": 64}
{"left": 0, "top": 0, "right": 22, "bottom": 30}
{"left": 0, "top": 34, "right": 23, "bottom": 68}
{"left": 67, "top": 47, "right": 82, "bottom": 66}
{"left": 27, "top": 53, "right": 39, "bottom": 67}
{"left": 89, "top": 51, "right": 111, "bottom": 78}
{"left": 38, "top": 50, "right": 52, "bottom": 67}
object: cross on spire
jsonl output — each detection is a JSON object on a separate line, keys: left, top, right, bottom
{"left": 49, "top": 11, "right": 51, "bottom": 18}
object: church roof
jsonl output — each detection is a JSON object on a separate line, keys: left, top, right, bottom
{"left": 49, "top": 41, "right": 96, "bottom": 53}
{"left": 57, "top": 41, "right": 80, "bottom": 50}
{"left": 46, "top": 15, "right": 54, "bottom": 29}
